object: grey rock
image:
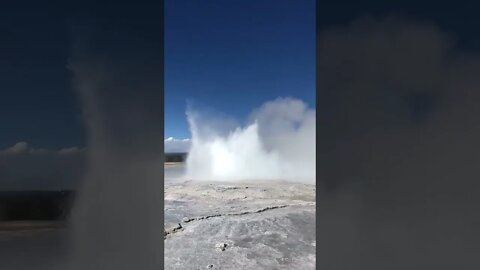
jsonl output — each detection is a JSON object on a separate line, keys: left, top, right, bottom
{"left": 215, "top": 242, "right": 227, "bottom": 251}
{"left": 164, "top": 178, "right": 316, "bottom": 269}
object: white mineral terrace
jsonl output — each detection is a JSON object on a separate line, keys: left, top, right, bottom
{"left": 164, "top": 164, "right": 316, "bottom": 270}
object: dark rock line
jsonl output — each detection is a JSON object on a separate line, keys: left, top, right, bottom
{"left": 164, "top": 203, "right": 315, "bottom": 239}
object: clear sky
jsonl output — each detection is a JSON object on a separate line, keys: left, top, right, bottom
{"left": 165, "top": 0, "right": 316, "bottom": 139}
{"left": 0, "top": 2, "right": 161, "bottom": 150}
{"left": 3, "top": 1, "right": 479, "bottom": 148}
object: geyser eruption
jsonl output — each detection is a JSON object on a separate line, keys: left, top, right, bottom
{"left": 66, "top": 22, "right": 163, "bottom": 269}
{"left": 185, "top": 97, "right": 316, "bottom": 183}
{"left": 316, "top": 15, "right": 480, "bottom": 268}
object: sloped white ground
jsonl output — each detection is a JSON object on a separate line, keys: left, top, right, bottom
{"left": 164, "top": 171, "right": 316, "bottom": 270}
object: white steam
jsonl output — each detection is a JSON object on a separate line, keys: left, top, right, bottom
{"left": 184, "top": 97, "right": 315, "bottom": 183}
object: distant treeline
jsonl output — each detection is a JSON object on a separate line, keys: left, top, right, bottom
{"left": 0, "top": 191, "right": 75, "bottom": 221}
{"left": 165, "top": 152, "right": 187, "bottom": 163}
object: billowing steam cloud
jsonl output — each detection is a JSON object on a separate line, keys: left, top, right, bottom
{"left": 316, "top": 15, "right": 480, "bottom": 269}
{"left": 65, "top": 19, "right": 163, "bottom": 269}
{"left": 184, "top": 97, "right": 315, "bottom": 183}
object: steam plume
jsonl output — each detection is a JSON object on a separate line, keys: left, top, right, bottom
{"left": 316, "top": 15, "right": 480, "bottom": 268}
{"left": 65, "top": 20, "right": 163, "bottom": 269}
{"left": 184, "top": 97, "right": 315, "bottom": 183}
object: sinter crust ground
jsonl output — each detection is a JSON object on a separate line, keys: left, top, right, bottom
{"left": 165, "top": 175, "right": 316, "bottom": 270}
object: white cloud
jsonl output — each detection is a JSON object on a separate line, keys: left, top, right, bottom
{"left": 0, "top": 142, "right": 84, "bottom": 156}
{"left": 0, "top": 142, "right": 86, "bottom": 190}
{"left": 164, "top": 137, "right": 191, "bottom": 153}
{"left": 58, "top": 146, "right": 84, "bottom": 155}
{"left": 1, "top": 141, "right": 29, "bottom": 155}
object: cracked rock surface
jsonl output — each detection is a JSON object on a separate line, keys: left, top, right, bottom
{"left": 165, "top": 167, "right": 316, "bottom": 270}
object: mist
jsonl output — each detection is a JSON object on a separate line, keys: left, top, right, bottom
{"left": 65, "top": 19, "right": 163, "bottom": 269}
{"left": 316, "top": 15, "right": 480, "bottom": 269}
{"left": 184, "top": 97, "right": 315, "bottom": 184}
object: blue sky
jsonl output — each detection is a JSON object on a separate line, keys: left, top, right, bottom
{"left": 165, "top": 0, "right": 316, "bottom": 139}
{"left": 0, "top": 2, "right": 161, "bottom": 150}
{"left": 3, "top": 1, "right": 478, "bottom": 149}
